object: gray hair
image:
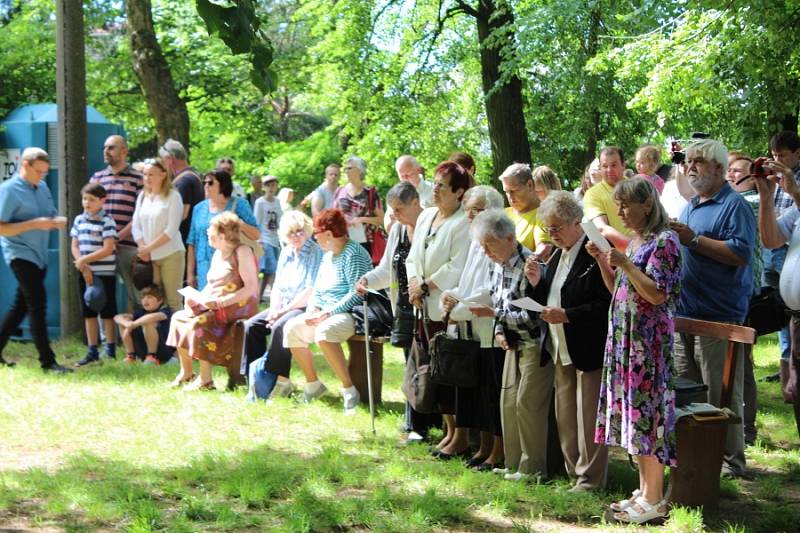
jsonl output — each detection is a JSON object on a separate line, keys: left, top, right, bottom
{"left": 21, "top": 147, "right": 49, "bottom": 163}
{"left": 395, "top": 154, "right": 420, "bottom": 170}
{"left": 498, "top": 162, "right": 533, "bottom": 186}
{"left": 345, "top": 156, "right": 367, "bottom": 176}
{"left": 537, "top": 190, "right": 583, "bottom": 223}
{"left": 470, "top": 209, "right": 516, "bottom": 242}
{"left": 686, "top": 138, "right": 728, "bottom": 173}
{"left": 613, "top": 177, "right": 670, "bottom": 237}
{"left": 463, "top": 185, "right": 504, "bottom": 210}
{"left": 386, "top": 181, "right": 419, "bottom": 206}
{"left": 159, "top": 138, "right": 187, "bottom": 160}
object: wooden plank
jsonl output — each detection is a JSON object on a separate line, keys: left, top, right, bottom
{"left": 674, "top": 317, "right": 756, "bottom": 345}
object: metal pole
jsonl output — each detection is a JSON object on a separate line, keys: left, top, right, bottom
{"left": 363, "top": 296, "right": 376, "bottom": 435}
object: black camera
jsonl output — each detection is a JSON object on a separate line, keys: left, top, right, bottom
{"left": 669, "top": 132, "right": 710, "bottom": 165}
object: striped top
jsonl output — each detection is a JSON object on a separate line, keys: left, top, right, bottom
{"left": 70, "top": 210, "right": 118, "bottom": 275}
{"left": 90, "top": 165, "right": 143, "bottom": 247}
{"left": 310, "top": 239, "right": 372, "bottom": 314}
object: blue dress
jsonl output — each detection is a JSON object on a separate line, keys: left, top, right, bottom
{"left": 187, "top": 197, "right": 258, "bottom": 289}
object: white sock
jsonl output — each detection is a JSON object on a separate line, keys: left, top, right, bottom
{"left": 342, "top": 385, "right": 358, "bottom": 397}
{"left": 304, "top": 380, "right": 322, "bottom": 394}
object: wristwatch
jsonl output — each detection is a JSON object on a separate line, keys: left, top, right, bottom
{"left": 420, "top": 282, "right": 429, "bottom": 296}
{"left": 687, "top": 233, "right": 701, "bottom": 250}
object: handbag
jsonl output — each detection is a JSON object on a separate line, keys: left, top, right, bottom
{"left": 351, "top": 289, "right": 394, "bottom": 337}
{"left": 131, "top": 255, "right": 154, "bottom": 290}
{"left": 401, "top": 308, "right": 439, "bottom": 413}
{"left": 391, "top": 302, "right": 415, "bottom": 348}
{"left": 747, "top": 287, "right": 789, "bottom": 337}
{"left": 429, "top": 313, "right": 480, "bottom": 387}
{"left": 236, "top": 198, "right": 265, "bottom": 259}
{"left": 367, "top": 187, "right": 387, "bottom": 265}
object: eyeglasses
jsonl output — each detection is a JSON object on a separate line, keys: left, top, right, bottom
{"left": 203, "top": 180, "right": 215, "bottom": 186}
{"left": 466, "top": 206, "right": 485, "bottom": 215}
{"left": 542, "top": 224, "right": 565, "bottom": 235}
{"left": 288, "top": 229, "right": 305, "bottom": 238}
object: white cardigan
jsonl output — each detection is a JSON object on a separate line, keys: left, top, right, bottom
{"left": 131, "top": 189, "right": 185, "bottom": 260}
{"left": 441, "top": 241, "right": 495, "bottom": 347}
{"left": 406, "top": 206, "right": 469, "bottom": 321}
{"left": 363, "top": 222, "right": 405, "bottom": 314}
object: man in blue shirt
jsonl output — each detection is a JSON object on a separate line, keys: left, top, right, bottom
{"left": 0, "top": 147, "right": 72, "bottom": 373}
{"left": 670, "top": 139, "right": 755, "bottom": 477}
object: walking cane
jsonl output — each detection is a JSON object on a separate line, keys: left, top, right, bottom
{"left": 363, "top": 294, "right": 376, "bottom": 435}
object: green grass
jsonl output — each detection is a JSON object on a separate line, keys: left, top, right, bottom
{"left": 0, "top": 333, "right": 798, "bottom": 531}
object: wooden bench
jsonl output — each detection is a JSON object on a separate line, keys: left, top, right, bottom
{"left": 668, "top": 317, "right": 756, "bottom": 511}
{"left": 347, "top": 335, "right": 389, "bottom": 405}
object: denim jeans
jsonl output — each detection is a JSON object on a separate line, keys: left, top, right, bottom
{"left": 246, "top": 354, "right": 278, "bottom": 402}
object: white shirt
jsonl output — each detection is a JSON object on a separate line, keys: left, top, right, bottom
{"left": 131, "top": 189, "right": 185, "bottom": 260}
{"left": 546, "top": 235, "right": 585, "bottom": 365}
{"left": 441, "top": 241, "right": 495, "bottom": 347}
{"left": 660, "top": 180, "right": 689, "bottom": 219}
{"left": 778, "top": 207, "right": 800, "bottom": 310}
{"left": 254, "top": 196, "right": 283, "bottom": 248}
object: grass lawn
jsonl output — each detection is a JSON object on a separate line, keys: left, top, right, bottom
{"left": 0, "top": 333, "right": 798, "bottom": 532}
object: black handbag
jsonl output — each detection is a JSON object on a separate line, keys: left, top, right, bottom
{"left": 401, "top": 309, "right": 439, "bottom": 413}
{"left": 131, "top": 256, "right": 154, "bottom": 290}
{"left": 747, "top": 287, "right": 789, "bottom": 337}
{"left": 351, "top": 289, "right": 394, "bottom": 337}
{"left": 429, "top": 313, "right": 480, "bottom": 388}
{"left": 391, "top": 302, "right": 415, "bottom": 348}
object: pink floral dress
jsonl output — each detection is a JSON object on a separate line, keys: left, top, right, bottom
{"left": 167, "top": 245, "right": 258, "bottom": 365}
{"left": 594, "top": 230, "right": 681, "bottom": 466}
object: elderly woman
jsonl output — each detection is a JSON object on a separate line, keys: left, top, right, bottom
{"left": 132, "top": 157, "right": 186, "bottom": 311}
{"left": 243, "top": 211, "right": 323, "bottom": 401}
{"left": 587, "top": 177, "right": 680, "bottom": 523}
{"left": 332, "top": 156, "right": 386, "bottom": 263}
{"left": 355, "top": 181, "right": 440, "bottom": 441}
{"left": 438, "top": 185, "right": 506, "bottom": 468}
{"left": 406, "top": 161, "right": 471, "bottom": 453}
{"left": 187, "top": 169, "right": 260, "bottom": 289}
{"left": 528, "top": 191, "right": 611, "bottom": 491}
{"left": 283, "top": 208, "right": 373, "bottom": 413}
{"left": 532, "top": 165, "right": 562, "bottom": 202}
{"left": 469, "top": 210, "right": 554, "bottom": 482}
{"left": 167, "top": 212, "right": 259, "bottom": 390}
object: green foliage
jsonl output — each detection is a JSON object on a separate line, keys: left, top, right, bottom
{"left": 262, "top": 128, "right": 344, "bottom": 199}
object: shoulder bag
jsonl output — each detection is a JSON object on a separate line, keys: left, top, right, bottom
{"left": 429, "top": 313, "right": 480, "bottom": 387}
{"left": 401, "top": 307, "right": 439, "bottom": 414}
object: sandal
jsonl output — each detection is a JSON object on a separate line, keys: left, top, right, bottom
{"left": 183, "top": 377, "right": 215, "bottom": 391}
{"left": 613, "top": 496, "right": 668, "bottom": 524}
{"left": 168, "top": 374, "right": 195, "bottom": 389}
{"left": 609, "top": 488, "right": 641, "bottom": 512}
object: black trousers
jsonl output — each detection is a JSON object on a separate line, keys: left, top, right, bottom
{"left": 0, "top": 259, "right": 57, "bottom": 367}
{"left": 241, "top": 307, "right": 302, "bottom": 378}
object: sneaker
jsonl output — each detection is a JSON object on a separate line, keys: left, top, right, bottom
{"left": 492, "top": 467, "right": 510, "bottom": 475}
{"left": 0, "top": 356, "right": 17, "bottom": 368}
{"left": 302, "top": 382, "right": 328, "bottom": 403}
{"left": 406, "top": 431, "right": 425, "bottom": 443}
{"left": 42, "top": 363, "right": 74, "bottom": 374}
{"left": 343, "top": 388, "right": 360, "bottom": 415}
{"left": 165, "top": 356, "right": 179, "bottom": 366}
{"left": 124, "top": 354, "right": 137, "bottom": 364}
{"left": 504, "top": 472, "right": 529, "bottom": 482}
{"left": 143, "top": 355, "right": 161, "bottom": 366}
{"left": 74, "top": 353, "right": 100, "bottom": 367}
{"left": 269, "top": 379, "right": 294, "bottom": 399}
{"left": 101, "top": 351, "right": 116, "bottom": 360}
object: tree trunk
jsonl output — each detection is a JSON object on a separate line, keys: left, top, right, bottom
{"left": 126, "top": 0, "right": 190, "bottom": 150}
{"left": 583, "top": 5, "right": 602, "bottom": 169}
{"left": 475, "top": 0, "right": 531, "bottom": 177}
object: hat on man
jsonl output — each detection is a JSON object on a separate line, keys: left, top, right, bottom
{"left": 262, "top": 175, "right": 278, "bottom": 184}
{"left": 83, "top": 277, "right": 107, "bottom": 314}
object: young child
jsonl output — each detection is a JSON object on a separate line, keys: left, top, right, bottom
{"left": 70, "top": 183, "right": 118, "bottom": 366}
{"left": 634, "top": 144, "right": 666, "bottom": 194}
{"left": 253, "top": 175, "right": 283, "bottom": 300}
{"left": 114, "top": 284, "right": 175, "bottom": 365}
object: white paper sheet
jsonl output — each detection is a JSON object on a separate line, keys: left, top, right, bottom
{"left": 349, "top": 222, "right": 367, "bottom": 243}
{"left": 580, "top": 220, "right": 612, "bottom": 252}
{"left": 178, "top": 286, "right": 208, "bottom": 306}
{"left": 509, "top": 297, "right": 546, "bottom": 312}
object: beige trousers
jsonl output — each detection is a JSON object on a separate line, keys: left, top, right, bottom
{"left": 153, "top": 251, "right": 185, "bottom": 312}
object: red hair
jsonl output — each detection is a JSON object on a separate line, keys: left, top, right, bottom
{"left": 314, "top": 208, "right": 348, "bottom": 238}
{"left": 434, "top": 161, "right": 471, "bottom": 198}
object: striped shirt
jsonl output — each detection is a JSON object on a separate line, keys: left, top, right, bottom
{"left": 773, "top": 163, "right": 800, "bottom": 216}
{"left": 310, "top": 239, "right": 372, "bottom": 314}
{"left": 89, "top": 165, "right": 143, "bottom": 247}
{"left": 491, "top": 243, "right": 541, "bottom": 348}
{"left": 70, "top": 210, "right": 118, "bottom": 275}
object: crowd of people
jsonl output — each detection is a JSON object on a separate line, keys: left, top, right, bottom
{"left": 1, "top": 131, "right": 800, "bottom": 525}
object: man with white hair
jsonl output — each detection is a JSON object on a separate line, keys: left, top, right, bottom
{"left": 499, "top": 163, "right": 551, "bottom": 256}
{"left": 159, "top": 139, "right": 203, "bottom": 243}
{"left": 669, "top": 138, "right": 755, "bottom": 477}
{"left": 0, "top": 148, "right": 71, "bottom": 373}
{"left": 384, "top": 155, "right": 433, "bottom": 231}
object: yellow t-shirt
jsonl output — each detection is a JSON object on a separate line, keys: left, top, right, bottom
{"left": 505, "top": 207, "right": 550, "bottom": 252}
{"left": 582, "top": 180, "right": 633, "bottom": 237}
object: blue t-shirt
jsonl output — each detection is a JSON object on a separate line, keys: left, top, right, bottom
{"left": 0, "top": 175, "right": 58, "bottom": 268}
{"left": 187, "top": 197, "right": 258, "bottom": 289}
{"left": 677, "top": 183, "right": 755, "bottom": 323}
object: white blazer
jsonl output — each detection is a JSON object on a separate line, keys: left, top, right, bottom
{"left": 406, "top": 206, "right": 469, "bottom": 321}
{"left": 363, "top": 221, "right": 405, "bottom": 314}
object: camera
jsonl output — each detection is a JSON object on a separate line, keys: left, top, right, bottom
{"left": 669, "top": 132, "right": 709, "bottom": 165}
{"left": 752, "top": 157, "right": 769, "bottom": 179}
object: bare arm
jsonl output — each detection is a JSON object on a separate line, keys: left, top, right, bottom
{"left": 241, "top": 222, "right": 260, "bottom": 241}
{"left": 610, "top": 249, "right": 666, "bottom": 305}
{"left": 586, "top": 241, "right": 616, "bottom": 293}
{"left": 592, "top": 215, "right": 630, "bottom": 249}
{"left": 0, "top": 217, "right": 64, "bottom": 236}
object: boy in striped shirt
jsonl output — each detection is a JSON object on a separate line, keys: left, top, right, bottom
{"left": 70, "top": 183, "right": 118, "bottom": 366}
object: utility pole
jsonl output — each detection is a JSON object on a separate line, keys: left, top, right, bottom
{"left": 55, "top": 0, "right": 87, "bottom": 336}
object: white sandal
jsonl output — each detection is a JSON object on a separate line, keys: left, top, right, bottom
{"left": 609, "top": 489, "right": 641, "bottom": 512}
{"left": 614, "top": 495, "right": 668, "bottom": 524}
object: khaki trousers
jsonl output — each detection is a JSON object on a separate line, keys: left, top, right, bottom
{"left": 554, "top": 360, "right": 607, "bottom": 489}
{"left": 153, "top": 251, "right": 186, "bottom": 312}
{"left": 500, "top": 342, "right": 554, "bottom": 475}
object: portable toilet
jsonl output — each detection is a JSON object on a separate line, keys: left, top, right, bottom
{"left": 0, "top": 104, "right": 125, "bottom": 340}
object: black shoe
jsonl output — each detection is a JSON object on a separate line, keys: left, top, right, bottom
{"left": 764, "top": 372, "right": 780, "bottom": 383}
{"left": 74, "top": 353, "right": 100, "bottom": 367}
{"left": 474, "top": 461, "right": 503, "bottom": 472}
{"left": 42, "top": 363, "right": 74, "bottom": 374}
{"left": 0, "top": 356, "right": 16, "bottom": 368}
{"left": 435, "top": 449, "right": 472, "bottom": 461}
{"left": 467, "top": 456, "right": 489, "bottom": 467}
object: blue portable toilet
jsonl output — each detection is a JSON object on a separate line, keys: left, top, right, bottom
{"left": 0, "top": 104, "right": 125, "bottom": 340}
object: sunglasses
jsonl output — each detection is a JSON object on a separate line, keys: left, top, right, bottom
{"left": 203, "top": 180, "right": 215, "bottom": 186}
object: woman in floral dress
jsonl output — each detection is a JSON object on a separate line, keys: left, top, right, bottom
{"left": 168, "top": 212, "right": 259, "bottom": 390}
{"left": 586, "top": 177, "right": 681, "bottom": 524}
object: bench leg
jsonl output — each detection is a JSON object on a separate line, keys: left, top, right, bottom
{"left": 346, "top": 339, "right": 383, "bottom": 405}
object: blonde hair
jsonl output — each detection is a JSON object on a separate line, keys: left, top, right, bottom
{"left": 143, "top": 157, "right": 174, "bottom": 198}
{"left": 635, "top": 145, "right": 662, "bottom": 175}
{"left": 532, "top": 165, "right": 561, "bottom": 194}
{"left": 613, "top": 177, "right": 669, "bottom": 238}
{"left": 209, "top": 211, "right": 242, "bottom": 244}
{"left": 278, "top": 210, "right": 313, "bottom": 243}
